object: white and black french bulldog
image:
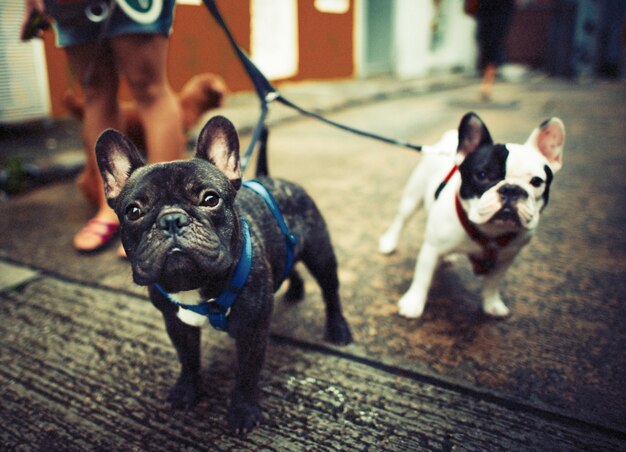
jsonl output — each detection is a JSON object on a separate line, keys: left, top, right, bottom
{"left": 379, "top": 112, "right": 565, "bottom": 318}
{"left": 95, "top": 115, "right": 352, "bottom": 434}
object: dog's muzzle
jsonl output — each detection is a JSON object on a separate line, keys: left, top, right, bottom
{"left": 158, "top": 209, "right": 191, "bottom": 237}
{"left": 498, "top": 184, "right": 528, "bottom": 203}
{"left": 492, "top": 184, "right": 532, "bottom": 226}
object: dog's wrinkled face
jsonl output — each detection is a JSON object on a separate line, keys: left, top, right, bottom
{"left": 96, "top": 116, "right": 243, "bottom": 292}
{"left": 115, "top": 161, "right": 237, "bottom": 291}
{"left": 456, "top": 113, "right": 565, "bottom": 233}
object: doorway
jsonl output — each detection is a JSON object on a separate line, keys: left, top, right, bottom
{"left": 360, "top": 0, "right": 394, "bottom": 77}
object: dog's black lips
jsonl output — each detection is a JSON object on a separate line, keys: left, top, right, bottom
{"left": 131, "top": 239, "right": 206, "bottom": 289}
{"left": 490, "top": 206, "right": 521, "bottom": 227}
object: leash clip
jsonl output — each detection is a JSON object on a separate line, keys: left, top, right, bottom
{"left": 264, "top": 91, "right": 279, "bottom": 104}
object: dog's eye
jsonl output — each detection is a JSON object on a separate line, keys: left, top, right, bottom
{"left": 125, "top": 204, "right": 144, "bottom": 221}
{"left": 475, "top": 170, "right": 487, "bottom": 181}
{"left": 530, "top": 177, "right": 544, "bottom": 187}
{"left": 200, "top": 191, "right": 220, "bottom": 208}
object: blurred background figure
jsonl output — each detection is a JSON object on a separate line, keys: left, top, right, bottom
{"left": 21, "top": 0, "right": 185, "bottom": 254}
{"left": 596, "top": 0, "right": 626, "bottom": 79}
{"left": 473, "top": 0, "right": 516, "bottom": 101}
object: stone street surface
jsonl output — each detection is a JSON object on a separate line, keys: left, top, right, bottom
{"left": 1, "top": 75, "right": 625, "bottom": 450}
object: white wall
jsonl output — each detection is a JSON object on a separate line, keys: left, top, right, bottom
{"left": 394, "top": 0, "right": 433, "bottom": 78}
{"left": 0, "top": 0, "right": 51, "bottom": 122}
{"left": 427, "top": 0, "right": 477, "bottom": 72}
{"left": 358, "top": 0, "right": 477, "bottom": 79}
{"left": 250, "top": 0, "right": 299, "bottom": 80}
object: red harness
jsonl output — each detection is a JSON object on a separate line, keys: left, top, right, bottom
{"left": 441, "top": 165, "right": 518, "bottom": 274}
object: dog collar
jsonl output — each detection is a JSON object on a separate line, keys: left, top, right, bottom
{"left": 153, "top": 218, "right": 253, "bottom": 331}
{"left": 243, "top": 179, "right": 297, "bottom": 289}
{"left": 434, "top": 164, "right": 459, "bottom": 200}
{"left": 454, "top": 194, "right": 518, "bottom": 275}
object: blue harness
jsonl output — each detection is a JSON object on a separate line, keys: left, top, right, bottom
{"left": 243, "top": 179, "right": 297, "bottom": 287}
{"left": 153, "top": 180, "right": 296, "bottom": 331}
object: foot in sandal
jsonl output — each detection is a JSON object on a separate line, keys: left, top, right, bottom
{"left": 73, "top": 216, "right": 119, "bottom": 253}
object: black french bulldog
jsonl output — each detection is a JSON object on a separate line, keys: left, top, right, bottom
{"left": 95, "top": 115, "right": 352, "bottom": 434}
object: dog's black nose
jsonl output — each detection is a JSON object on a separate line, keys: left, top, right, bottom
{"left": 498, "top": 184, "right": 527, "bottom": 202}
{"left": 158, "top": 211, "right": 190, "bottom": 236}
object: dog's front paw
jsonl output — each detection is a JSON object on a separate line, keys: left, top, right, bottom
{"left": 167, "top": 374, "right": 200, "bottom": 408}
{"left": 325, "top": 314, "right": 353, "bottom": 345}
{"left": 398, "top": 291, "right": 426, "bottom": 319}
{"left": 378, "top": 232, "right": 399, "bottom": 255}
{"left": 227, "top": 395, "right": 262, "bottom": 435}
{"left": 482, "top": 298, "right": 511, "bottom": 318}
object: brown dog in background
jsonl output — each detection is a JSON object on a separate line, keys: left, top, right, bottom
{"left": 64, "top": 72, "right": 228, "bottom": 205}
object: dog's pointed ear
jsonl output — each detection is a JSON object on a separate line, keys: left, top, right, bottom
{"left": 457, "top": 112, "right": 493, "bottom": 156}
{"left": 96, "top": 129, "right": 145, "bottom": 207}
{"left": 525, "top": 117, "right": 565, "bottom": 173}
{"left": 195, "top": 115, "right": 242, "bottom": 190}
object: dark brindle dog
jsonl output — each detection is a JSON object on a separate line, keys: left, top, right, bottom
{"left": 96, "top": 115, "right": 352, "bottom": 434}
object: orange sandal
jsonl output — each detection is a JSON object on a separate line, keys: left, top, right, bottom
{"left": 74, "top": 219, "right": 119, "bottom": 254}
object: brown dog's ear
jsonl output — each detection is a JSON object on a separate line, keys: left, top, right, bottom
{"left": 457, "top": 112, "right": 493, "bottom": 157}
{"left": 195, "top": 115, "right": 242, "bottom": 190}
{"left": 95, "top": 129, "right": 145, "bottom": 207}
{"left": 525, "top": 117, "right": 565, "bottom": 173}
{"left": 178, "top": 73, "right": 227, "bottom": 130}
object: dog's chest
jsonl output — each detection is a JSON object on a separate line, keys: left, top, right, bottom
{"left": 174, "top": 290, "right": 210, "bottom": 327}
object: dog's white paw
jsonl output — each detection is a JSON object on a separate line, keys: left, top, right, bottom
{"left": 378, "top": 233, "right": 398, "bottom": 255}
{"left": 397, "top": 291, "right": 425, "bottom": 319}
{"left": 483, "top": 298, "right": 510, "bottom": 317}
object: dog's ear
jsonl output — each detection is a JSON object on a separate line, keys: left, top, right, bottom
{"left": 196, "top": 115, "right": 242, "bottom": 190}
{"left": 525, "top": 117, "right": 565, "bottom": 173}
{"left": 457, "top": 112, "right": 493, "bottom": 156}
{"left": 96, "top": 129, "right": 145, "bottom": 207}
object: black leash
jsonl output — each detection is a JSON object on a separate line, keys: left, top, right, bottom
{"left": 202, "top": 0, "right": 422, "bottom": 175}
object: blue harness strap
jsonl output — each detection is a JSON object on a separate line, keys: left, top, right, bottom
{"left": 243, "top": 180, "right": 297, "bottom": 287}
{"left": 153, "top": 218, "right": 253, "bottom": 331}
{"left": 153, "top": 180, "right": 297, "bottom": 331}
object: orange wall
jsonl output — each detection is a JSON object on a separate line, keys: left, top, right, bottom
{"left": 296, "top": 0, "right": 354, "bottom": 80}
{"left": 166, "top": 2, "right": 253, "bottom": 93}
{"left": 43, "top": 1, "right": 355, "bottom": 117}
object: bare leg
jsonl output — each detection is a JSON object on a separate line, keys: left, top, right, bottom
{"left": 480, "top": 63, "right": 497, "bottom": 102}
{"left": 112, "top": 34, "right": 185, "bottom": 164}
{"left": 111, "top": 34, "right": 184, "bottom": 257}
{"left": 65, "top": 42, "right": 123, "bottom": 251}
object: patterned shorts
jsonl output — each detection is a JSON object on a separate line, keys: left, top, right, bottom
{"left": 44, "top": 0, "right": 177, "bottom": 48}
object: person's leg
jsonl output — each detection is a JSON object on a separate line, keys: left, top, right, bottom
{"left": 112, "top": 34, "right": 185, "bottom": 164}
{"left": 65, "top": 42, "right": 124, "bottom": 251}
{"left": 480, "top": 63, "right": 497, "bottom": 101}
{"left": 110, "top": 33, "right": 184, "bottom": 258}
{"left": 477, "top": 5, "right": 515, "bottom": 101}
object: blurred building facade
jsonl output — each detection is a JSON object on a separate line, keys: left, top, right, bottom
{"left": 4, "top": 0, "right": 621, "bottom": 121}
{"left": 2, "top": 0, "right": 481, "bottom": 120}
